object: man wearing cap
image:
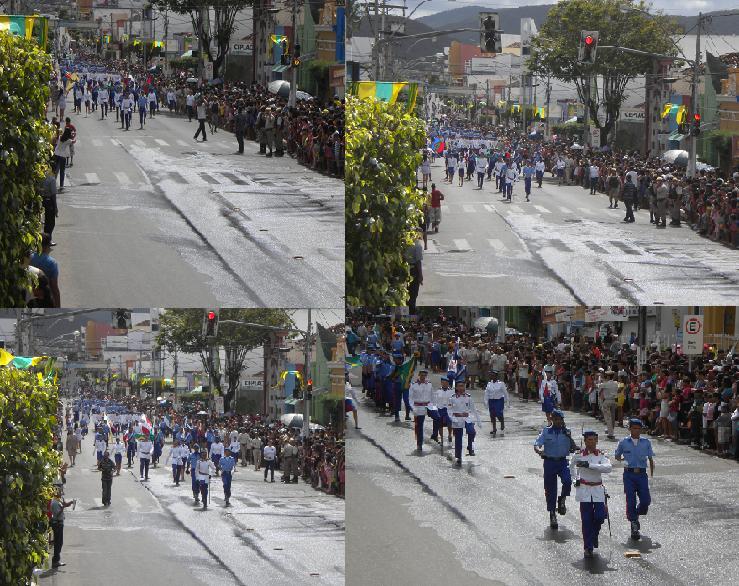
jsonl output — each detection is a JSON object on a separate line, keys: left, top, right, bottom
{"left": 533, "top": 409, "right": 578, "bottom": 529}
{"left": 570, "top": 430, "right": 612, "bottom": 558}
{"left": 220, "top": 448, "right": 236, "bottom": 506}
{"left": 614, "top": 418, "right": 654, "bottom": 540}
{"left": 539, "top": 368, "right": 560, "bottom": 425}
{"left": 409, "top": 369, "right": 434, "bottom": 451}
{"left": 447, "top": 379, "right": 481, "bottom": 466}
{"left": 484, "top": 370, "right": 509, "bottom": 437}
{"left": 429, "top": 376, "right": 453, "bottom": 444}
{"left": 599, "top": 370, "right": 619, "bottom": 440}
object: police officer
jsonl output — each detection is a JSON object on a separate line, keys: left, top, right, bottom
{"left": 220, "top": 448, "right": 236, "bottom": 506}
{"left": 539, "top": 368, "right": 560, "bottom": 425}
{"left": 409, "top": 369, "right": 434, "bottom": 451}
{"left": 429, "top": 376, "right": 453, "bottom": 444}
{"left": 533, "top": 409, "right": 578, "bottom": 529}
{"left": 484, "top": 370, "right": 509, "bottom": 437}
{"left": 447, "top": 379, "right": 481, "bottom": 467}
{"left": 614, "top": 418, "right": 654, "bottom": 540}
{"left": 281, "top": 437, "right": 299, "bottom": 483}
{"left": 570, "top": 430, "right": 612, "bottom": 558}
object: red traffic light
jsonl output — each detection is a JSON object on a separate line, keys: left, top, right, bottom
{"left": 693, "top": 113, "right": 700, "bottom": 122}
{"left": 584, "top": 35, "right": 594, "bottom": 45}
{"left": 208, "top": 311, "right": 216, "bottom": 320}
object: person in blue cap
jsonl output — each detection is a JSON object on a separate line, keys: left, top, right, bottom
{"left": 219, "top": 448, "right": 236, "bottom": 506}
{"left": 570, "top": 429, "right": 612, "bottom": 558}
{"left": 533, "top": 409, "right": 578, "bottom": 529}
{"left": 614, "top": 418, "right": 654, "bottom": 540}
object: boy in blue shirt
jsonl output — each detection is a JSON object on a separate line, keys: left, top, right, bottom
{"left": 220, "top": 449, "right": 236, "bottom": 506}
{"left": 615, "top": 418, "right": 655, "bottom": 540}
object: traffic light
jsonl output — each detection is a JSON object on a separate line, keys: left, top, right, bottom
{"left": 113, "top": 309, "right": 131, "bottom": 330}
{"left": 292, "top": 58, "right": 301, "bottom": 67}
{"left": 578, "top": 31, "right": 599, "bottom": 64}
{"left": 479, "top": 12, "right": 501, "bottom": 54}
{"left": 691, "top": 112, "right": 701, "bottom": 136}
{"left": 306, "top": 378, "right": 313, "bottom": 400}
{"left": 203, "top": 309, "right": 219, "bottom": 338}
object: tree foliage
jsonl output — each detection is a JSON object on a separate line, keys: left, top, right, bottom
{"left": 528, "top": 0, "right": 679, "bottom": 145}
{"left": 0, "top": 368, "right": 60, "bottom": 583}
{"left": 157, "top": 309, "right": 294, "bottom": 412}
{"left": 0, "top": 33, "right": 53, "bottom": 306}
{"left": 154, "top": 0, "right": 252, "bottom": 78}
{"left": 346, "top": 96, "right": 427, "bottom": 307}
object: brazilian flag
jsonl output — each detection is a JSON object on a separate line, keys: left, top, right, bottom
{"left": 395, "top": 355, "right": 417, "bottom": 391}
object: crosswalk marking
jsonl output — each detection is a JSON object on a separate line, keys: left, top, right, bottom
{"left": 559, "top": 206, "right": 573, "bottom": 214}
{"left": 176, "top": 139, "right": 189, "bottom": 147}
{"left": 84, "top": 173, "right": 100, "bottom": 184}
{"left": 154, "top": 139, "right": 169, "bottom": 146}
{"left": 483, "top": 204, "right": 494, "bottom": 213}
{"left": 487, "top": 239, "right": 505, "bottom": 251}
{"left": 452, "top": 238, "right": 471, "bottom": 251}
{"left": 92, "top": 139, "right": 103, "bottom": 147}
{"left": 578, "top": 207, "right": 597, "bottom": 216}
{"left": 462, "top": 204, "right": 476, "bottom": 213}
{"left": 114, "top": 172, "right": 131, "bottom": 184}
{"left": 133, "top": 139, "right": 146, "bottom": 147}
{"left": 508, "top": 204, "right": 524, "bottom": 214}
{"left": 533, "top": 205, "right": 551, "bottom": 214}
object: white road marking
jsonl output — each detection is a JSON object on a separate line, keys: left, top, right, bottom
{"left": 578, "top": 207, "right": 597, "bottom": 216}
{"left": 92, "top": 139, "right": 103, "bottom": 147}
{"left": 154, "top": 138, "right": 169, "bottom": 146}
{"left": 114, "top": 172, "right": 131, "bottom": 184}
{"left": 176, "top": 139, "right": 189, "bottom": 147}
{"left": 533, "top": 205, "right": 551, "bottom": 214}
{"left": 452, "top": 238, "right": 472, "bottom": 251}
{"left": 133, "top": 139, "right": 146, "bottom": 147}
{"left": 483, "top": 204, "right": 494, "bottom": 213}
{"left": 487, "top": 239, "right": 505, "bottom": 251}
{"left": 559, "top": 206, "right": 573, "bottom": 214}
{"left": 462, "top": 204, "right": 476, "bottom": 213}
{"left": 93, "top": 498, "right": 103, "bottom": 507}
{"left": 84, "top": 173, "right": 100, "bottom": 184}
{"left": 508, "top": 204, "right": 524, "bottom": 214}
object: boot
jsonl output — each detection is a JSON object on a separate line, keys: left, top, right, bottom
{"left": 630, "top": 520, "right": 640, "bottom": 540}
{"left": 550, "top": 511, "right": 558, "bottom": 529}
{"left": 584, "top": 548, "right": 594, "bottom": 558}
{"left": 557, "top": 496, "right": 567, "bottom": 515}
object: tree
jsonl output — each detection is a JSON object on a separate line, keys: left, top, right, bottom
{"left": 0, "top": 368, "right": 60, "bottom": 584}
{"left": 528, "top": 0, "right": 679, "bottom": 146}
{"left": 0, "top": 33, "right": 53, "bottom": 306}
{"left": 157, "top": 309, "right": 294, "bottom": 413}
{"left": 154, "top": 0, "right": 252, "bottom": 78}
{"left": 346, "top": 95, "right": 427, "bottom": 307}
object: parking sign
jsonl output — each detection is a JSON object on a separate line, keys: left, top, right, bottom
{"left": 682, "top": 315, "right": 703, "bottom": 355}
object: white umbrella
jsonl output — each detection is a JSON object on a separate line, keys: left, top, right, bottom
{"left": 268, "top": 80, "right": 290, "bottom": 98}
{"left": 661, "top": 149, "right": 688, "bottom": 164}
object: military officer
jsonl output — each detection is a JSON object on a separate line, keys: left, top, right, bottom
{"left": 539, "top": 369, "right": 561, "bottom": 425}
{"left": 483, "top": 370, "right": 509, "bottom": 437}
{"left": 614, "top": 418, "right": 654, "bottom": 540}
{"left": 533, "top": 409, "right": 578, "bottom": 529}
{"left": 281, "top": 437, "right": 299, "bottom": 483}
{"left": 429, "top": 376, "right": 453, "bottom": 444}
{"left": 447, "top": 379, "right": 481, "bottom": 467}
{"left": 409, "top": 369, "right": 434, "bottom": 451}
{"left": 570, "top": 430, "right": 613, "bottom": 558}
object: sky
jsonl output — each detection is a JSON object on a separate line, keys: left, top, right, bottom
{"left": 406, "top": 1, "right": 738, "bottom": 19}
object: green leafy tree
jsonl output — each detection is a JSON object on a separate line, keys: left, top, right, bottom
{"left": 157, "top": 309, "right": 294, "bottom": 413}
{"left": 0, "top": 33, "right": 53, "bottom": 306}
{"left": 0, "top": 368, "right": 60, "bottom": 583}
{"left": 528, "top": 0, "right": 679, "bottom": 146}
{"left": 154, "top": 0, "right": 252, "bottom": 78}
{"left": 346, "top": 95, "right": 427, "bottom": 307}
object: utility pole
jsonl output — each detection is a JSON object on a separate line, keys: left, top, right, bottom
{"left": 521, "top": 74, "right": 527, "bottom": 134}
{"left": 198, "top": 4, "right": 207, "bottom": 83}
{"left": 288, "top": 0, "right": 298, "bottom": 107}
{"left": 302, "top": 309, "right": 312, "bottom": 438}
{"left": 163, "top": 9, "right": 169, "bottom": 68}
{"left": 687, "top": 13, "right": 702, "bottom": 178}
{"left": 583, "top": 74, "right": 591, "bottom": 148}
{"left": 545, "top": 75, "right": 551, "bottom": 139}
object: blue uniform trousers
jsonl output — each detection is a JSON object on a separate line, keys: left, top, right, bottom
{"left": 453, "top": 422, "right": 476, "bottom": 460}
{"left": 222, "top": 471, "right": 232, "bottom": 499}
{"left": 199, "top": 478, "right": 209, "bottom": 503}
{"left": 382, "top": 379, "right": 393, "bottom": 408}
{"left": 623, "top": 470, "right": 650, "bottom": 521}
{"left": 414, "top": 415, "right": 425, "bottom": 448}
{"left": 172, "top": 463, "right": 181, "bottom": 483}
{"left": 580, "top": 501, "right": 607, "bottom": 550}
{"left": 543, "top": 459, "right": 571, "bottom": 511}
{"left": 191, "top": 470, "right": 200, "bottom": 499}
{"left": 524, "top": 176, "right": 532, "bottom": 196}
{"left": 392, "top": 382, "right": 411, "bottom": 416}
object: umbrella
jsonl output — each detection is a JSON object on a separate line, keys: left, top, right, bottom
{"left": 661, "top": 149, "right": 688, "bottom": 165}
{"left": 268, "top": 80, "right": 290, "bottom": 98}
{"left": 296, "top": 90, "right": 313, "bottom": 101}
{"left": 279, "top": 413, "right": 324, "bottom": 430}
{"left": 571, "top": 143, "right": 584, "bottom": 150}
{"left": 196, "top": 410, "right": 208, "bottom": 415}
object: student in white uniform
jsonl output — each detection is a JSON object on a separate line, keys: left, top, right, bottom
{"left": 409, "top": 369, "right": 434, "bottom": 451}
{"left": 447, "top": 379, "right": 481, "bottom": 466}
{"left": 484, "top": 370, "right": 510, "bottom": 437}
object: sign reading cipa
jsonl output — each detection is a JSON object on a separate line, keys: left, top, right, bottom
{"left": 682, "top": 314, "right": 704, "bottom": 355}
{"left": 231, "top": 41, "right": 253, "bottom": 55}
{"left": 620, "top": 109, "right": 645, "bottom": 121}
{"left": 242, "top": 378, "right": 263, "bottom": 390}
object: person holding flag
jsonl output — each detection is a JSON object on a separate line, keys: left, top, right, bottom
{"left": 391, "top": 352, "right": 416, "bottom": 422}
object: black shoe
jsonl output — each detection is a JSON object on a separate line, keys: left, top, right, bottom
{"left": 453, "top": 459, "right": 462, "bottom": 467}
{"left": 490, "top": 430, "right": 496, "bottom": 436}
{"left": 630, "top": 521, "right": 640, "bottom": 540}
{"left": 52, "top": 562, "right": 66, "bottom": 568}
{"left": 557, "top": 496, "right": 567, "bottom": 515}
{"left": 550, "top": 511, "right": 558, "bottom": 529}
{"left": 584, "top": 548, "right": 594, "bottom": 558}
{"left": 405, "top": 415, "right": 411, "bottom": 421}
{"left": 467, "top": 449, "right": 475, "bottom": 456}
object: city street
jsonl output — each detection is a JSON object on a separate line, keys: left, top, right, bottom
{"left": 51, "top": 108, "right": 344, "bottom": 307}
{"left": 346, "top": 369, "right": 738, "bottom": 585}
{"left": 419, "top": 161, "right": 738, "bottom": 306}
{"left": 40, "top": 412, "right": 344, "bottom": 585}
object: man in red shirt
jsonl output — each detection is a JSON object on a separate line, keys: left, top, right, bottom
{"left": 429, "top": 183, "right": 444, "bottom": 233}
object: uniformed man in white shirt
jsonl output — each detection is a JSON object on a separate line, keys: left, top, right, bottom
{"left": 209, "top": 437, "right": 225, "bottom": 476}
{"left": 137, "top": 433, "right": 154, "bottom": 481}
{"left": 447, "top": 379, "right": 481, "bottom": 466}
{"left": 263, "top": 440, "right": 277, "bottom": 482}
{"left": 539, "top": 369, "right": 561, "bottom": 425}
{"left": 165, "top": 439, "right": 184, "bottom": 485}
{"left": 110, "top": 436, "right": 125, "bottom": 475}
{"left": 484, "top": 371, "right": 510, "bottom": 437}
{"left": 94, "top": 434, "right": 106, "bottom": 469}
{"left": 570, "top": 430, "right": 612, "bottom": 558}
{"left": 409, "top": 369, "right": 434, "bottom": 451}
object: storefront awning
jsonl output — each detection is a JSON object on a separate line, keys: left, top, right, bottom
{"left": 668, "top": 131, "right": 687, "bottom": 142}
{"left": 272, "top": 64, "right": 288, "bottom": 73}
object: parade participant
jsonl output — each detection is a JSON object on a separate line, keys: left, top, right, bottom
{"left": 120, "top": 92, "right": 133, "bottom": 131}
{"left": 475, "top": 154, "right": 486, "bottom": 189}
{"left": 195, "top": 449, "right": 216, "bottom": 509}
{"left": 539, "top": 368, "right": 561, "bottom": 425}
{"left": 504, "top": 162, "right": 518, "bottom": 201}
{"left": 111, "top": 436, "right": 125, "bottom": 475}
{"left": 599, "top": 370, "right": 619, "bottom": 440}
{"left": 137, "top": 92, "right": 147, "bottom": 128}
{"left": 263, "top": 438, "right": 277, "bottom": 482}
{"left": 210, "top": 436, "right": 225, "bottom": 476}
{"left": 409, "top": 369, "right": 434, "bottom": 451}
{"left": 188, "top": 445, "right": 201, "bottom": 503}
{"left": 429, "top": 376, "right": 453, "bottom": 444}
{"left": 522, "top": 160, "right": 535, "bottom": 202}
{"left": 152, "top": 428, "right": 164, "bottom": 467}
{"left": 126, "top": 431, "right": 137, "bottom": 468}
{"left": 228, "top": 436, "right": 242, "bottom": 462}
{"left": 570, "top": 430, "right": 612, "bottom": 558}
{"left": 137, "top": 431, "right": 154, "bottom": 481}
{"left": 484, "top": 370, "right": 509, "bottom": 437}
{"left": 99, "top": 450, "right": 116, "bottom": 507}
{"left": 281, "top": 437, "right": 299, "bottom": 483}
{"left": 535, "top": 158, "right": 545, "bottom": 188}
{"left": 220, "top": 448, "right": 236, "bottom": 506}
{"left": 614, "top": 418, "right": 654, "bottom": 540}
{"left": 345, "top": 381, "right": 360, "bottom": 429}
{"left": 165, "top": 439, "right": 184, "bottom": 486}
{"left": 250, "top": 434, "right": 262, "bottom": 471}
{"left": 391, "top": 352, "right": 412, "bottom": 422}
{"left": 447, "top": 379, "right": 481, "bottom": 466}
{"left": 94, "top": 433, "right": 106, "bottom": 469}
{"left": 533, "top": 409, "right": 577, "bottom": 529}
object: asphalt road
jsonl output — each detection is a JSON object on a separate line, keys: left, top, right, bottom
{"left": 50, "top": 106, "right": 344, "bottom": 307}
{"left": 39, "top": 422, "right": 344, "bottom": 585}
{"left": 418, "top": 161, "right": 738, "bottom": 306}
{"left": 346, "top": 367, "right": 738, "bottom": 586}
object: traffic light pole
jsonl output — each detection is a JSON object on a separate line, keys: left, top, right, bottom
{"left": 288, "top": 0, "right": 297, "bottom": 108}
{"left": 687, "top": 13, "right": 702, "bottom": 178}
{"left": 302, "top": 308, "right": 311, "bottom": 438}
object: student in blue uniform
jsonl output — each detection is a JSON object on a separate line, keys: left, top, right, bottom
{"left": 614, "top": 418, "right": 654, "bottom": 540}
{"left": 220, "top": 448, "right": 236, "bottom": 506}
{"left": 533, "top": 409, "right": 578, "bottom": 529}
{"left": 188, "top": 445, "right": 201, "bottom": 504}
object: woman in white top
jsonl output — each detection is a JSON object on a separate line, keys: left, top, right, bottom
{"left": 53, "top": 127, "right": 73, "bottom": 191}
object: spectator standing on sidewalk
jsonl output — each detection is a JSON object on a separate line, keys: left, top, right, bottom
{"left": 194, "top": 97, "right": 207, "bottom": 141}
{"left": 49, "top": 485, "right": 75, "bottom": 568}
{"left": 263, "top": 438, "right": 277, "bottom": 482}
{"left": 233, "top": 104, "right": 248, "bottom": 154}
